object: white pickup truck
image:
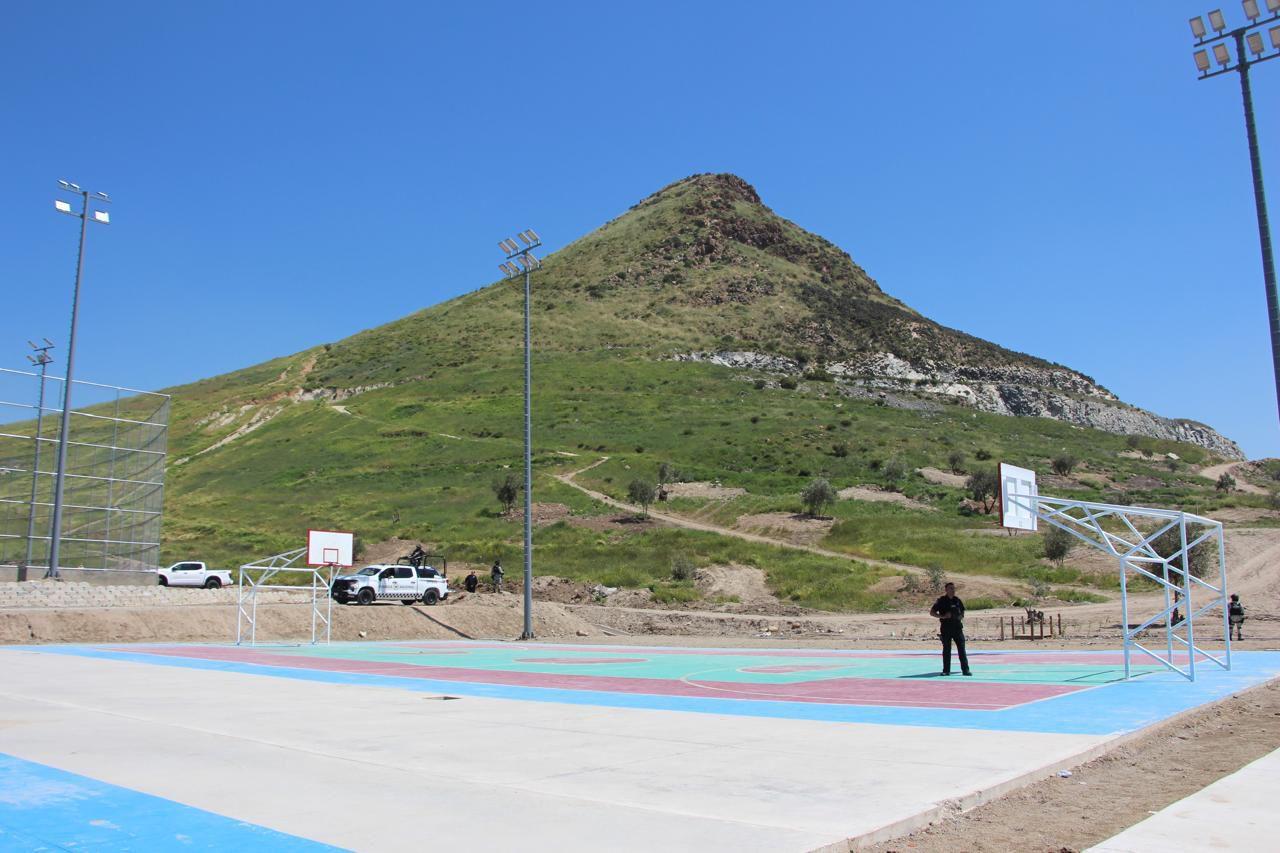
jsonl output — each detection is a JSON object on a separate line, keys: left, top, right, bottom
{"left": 157, "top": 561, "right": 233, "bottom": 589}
{"left": 331, "top": 561, "right": 449, "bottom": 605}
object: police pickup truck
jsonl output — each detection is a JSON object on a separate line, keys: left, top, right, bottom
{"left": 157, "top": 561, "right": 234, "bottom": 589}
{"left": 331, "top": 560, "right": 449, "bottom": 606}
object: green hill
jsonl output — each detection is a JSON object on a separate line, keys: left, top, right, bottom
{"left": 154, "top": 174, "right": 1252, "bottom": 610}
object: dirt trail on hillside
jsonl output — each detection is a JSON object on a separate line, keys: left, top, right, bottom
{"left": 554, "top": 458, "right": 1030, "bottom": 592}
{"left": 1200, "top": 460, "right": 1268, "bottom": 495}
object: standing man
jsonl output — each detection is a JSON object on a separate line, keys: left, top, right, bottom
{"left": 1228, "top": 593, "right": 1246, "bottom": 641}
{"left": 464, "top": 570, "right": 479, "bottom": 594}
{"left": 490, "top": 559, "right": 504, "bottom": 593}
{"left": 930, "top": 581, "right": 972, "bottom": 676}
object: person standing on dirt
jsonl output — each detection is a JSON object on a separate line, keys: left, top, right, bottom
{"left": 930, "top": 582, "right": 971, "bottom": 676}
{"left": 491, "top": 560, "right": 504, "bottom": 593}
{"left": 1229, "top": 593, "right": 1246, "bottom": 641}
{"left": 464, "top": 571, "right": 478, "bottom": 594}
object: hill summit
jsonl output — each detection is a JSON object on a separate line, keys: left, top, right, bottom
{"left": 295, "top": 173, "right": 1240, "bottom": 457}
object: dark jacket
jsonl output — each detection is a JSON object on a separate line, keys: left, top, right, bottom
{"left": 930, "top": 595, "right": 965, "bottom": 624}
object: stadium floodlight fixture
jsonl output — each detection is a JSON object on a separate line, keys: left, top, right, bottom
{"left": 1195, "top": 49, "right": 1212, "bottom": 71}
{"left": 93, "top": 191, "right": 110, "bottom": 202}
{"left": 93, "top": 210, "right": 110, "bottom": 224}
{"left": 54, "top": 200, "right": 73, "bottom": 214}
{"left": 1244, "top": 0, "right": 1260, "bottom": 21}
{"left": 1214, "top": 42, "right": 1232, "bottom": 65}
{"left": 517, "top": 232, "right": 531, "bottom": 246}
{"left": 1248, "top": 31, "right": 1265, "bottom": 54}
{"left": 1209, "top": 9, "right": 1227, "bottom": 31}
{"left": 1271, "top": 25, "right": 1280, "bottom": 48}
{"left": 1269, "top": 0, "right": 1280, "bottom": 13}
{"left": 526, "top": 228, "right": 540, "bottom": 242}
{"left": 1191, "top": 16, "right": 1207, "bottom": 38}
{"left": 527, "top": 252, "right": 541, "bottom": 267}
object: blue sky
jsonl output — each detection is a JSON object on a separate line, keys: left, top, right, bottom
{"left": 2, "top": 1, "right": 1277, "bottom": 457}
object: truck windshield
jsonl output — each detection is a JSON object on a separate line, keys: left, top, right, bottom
{"left": 356, "top": 568, "right": 380, "bottom": 576}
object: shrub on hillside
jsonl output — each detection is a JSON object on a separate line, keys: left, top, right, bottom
{"left": 627, "top": 479, "right": 657, "bottom": 518}
{"left": 1216, "top": 473, "right": 1236, "bottom": 492}
{"left": 1150, "top": 524, "right": 1214, "bottom": 579}
{"left": 831, "top": 442, "right": 849, "bottom": 458}
{"left": 925, "top": 565, "right": 946, "bottom": 593}
{"left": 671, "top": 554, "right": 696, "bottom": 582}
{"left": 1042, "top": 525, "right": 1075, "bottom": 567}
{"left": 492, "top": 473, "right": 520, "bottom": 514}
{"left": 801, "top": 478, "right": 836, "bottom": 518}
{"left": 965, "top": 468, "right": 999, "bottom": 514}
{"left": 948, "top": 451, "right": 966, "bottom": 474}
{"left": 882, "top": 458, "right": 907, "bottom": 486}
{"left": 1051, "top": 453, "right": 1079, "bottom": 475}
{"left": 975, "top": 449, "right": 992, "bottom": 461}
{"left": 779, "top": 376, "right": 798, "bottom": 390}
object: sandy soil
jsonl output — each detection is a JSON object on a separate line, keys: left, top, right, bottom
{"left": 918, "top": 467, "right": 967, "bottom": 488}
{"left": 866, "top": 679, "right": 1280, "bottom": 853}
{"left": 664, "top": 481, "right": 747, "bottom": 499}
{"left": 838, "top": 485, "right": 932, "bottom": 510}
{"left": 734, "top": 512, "right": 834, "bottom": 546}
{"left": 1201, "top": 461, "right": 1269, "bottom": 495}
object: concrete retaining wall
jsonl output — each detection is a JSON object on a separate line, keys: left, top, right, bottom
{"left": 0, "top": 581, "right": 311, "bottom": 610}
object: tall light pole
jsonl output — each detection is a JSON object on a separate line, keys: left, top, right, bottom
{"left": 48, "top": 181, "right": 111, "bottom": 578}
{"left": 498, "top": 230, "right": 542, "bottom": 640}
{"left": 1190, "top": 3, "right": 1280, "bottom": 423}
{"left": 21, "top": 339, "right": 55, "bottom": 582}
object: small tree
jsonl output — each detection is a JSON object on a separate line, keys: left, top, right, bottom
{"left": 1051, "top": 453, "right": 1078, "bottom": 475}
{"left": 627, "top": 479, "right": 656, "bottom": 518}
{"left": 657, "top": 461, "right": 677, "bottom": 488}
{"left": 1150, "top": 523, "right": 1214, "bottom": 579}
{"left": 975, "top": 448, "right": 992, "bottom": 461}
{"left": 966, "top": 468, "right": 999, "bottom": 514}
{"left": 1042, "top": 525, "right": 1075, "bottom": 568}
{"left": 1216, "top": 472, "right": 1236, "bottom": 492}
{"left": 492, "top": 473, "right": 520, "bottom": 514}
{"left": 948, "top": 451, "right": 966, "bottom": 474}
{"left": 831, "top": 441, "right": 849, "bottom": 458}
{"left": 671, "top": 554, "right": 696, "bottom": 582}
{"left": 882, "top": 458, "right": 907, "bottom": 486}
{"left": 800, "top": 477, "right": 836, "bottom": 518}
{"left": 925, "top": 565, "right": 946, "bottom": 593}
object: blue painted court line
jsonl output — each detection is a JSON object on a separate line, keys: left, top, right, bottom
{"left": 20, "top": 644, "right": 1280, "bottom": 736}
{"left": 0, "top": 752, "right": 346, "bottom": 852}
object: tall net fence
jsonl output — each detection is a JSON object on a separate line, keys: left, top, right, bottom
{"left": 0, "top": 367, "right": 169, "bottom": 574}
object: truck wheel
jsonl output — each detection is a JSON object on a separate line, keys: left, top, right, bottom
{"left": 204, "top": 578, "right": 222, "bottom": 589}
{"left": 158, "top": 575, "right": 168, "bottom": 586}
{"left": 422, "top": 589, "right": 439, "bottom": 606}
{"left": 357, "top": 588, "right": 376, "bottom": 605}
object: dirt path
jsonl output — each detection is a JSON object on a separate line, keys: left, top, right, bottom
{"left": 1200, "top": 460, "right": 1268, "bottom": 495}
{"left": 554, "top": 458, "right": 1032, "bottom": 592}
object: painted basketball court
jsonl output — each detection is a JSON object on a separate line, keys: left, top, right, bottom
{"left": 2, "top": 640, "right": 1278, "bottom": 851}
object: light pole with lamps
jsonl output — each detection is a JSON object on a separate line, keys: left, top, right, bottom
{"left": 21, "top": 339, "right": 55, "bottom": 581}
{"left": 48, "top": 181, "right": 111, "bottom": 578}
{"left": 498, "top": 229, "right": 542, "bottom": 640}
{"left": 1190, "top": 3, "right": 1280, "bottom": 423}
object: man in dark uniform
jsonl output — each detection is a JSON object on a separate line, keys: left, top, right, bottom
{"left": 464, "top": 571, "right": 479, "bottom": 594}
{"left": 1228, "top": 593, "right": 1246, "bottom": 641}
{"left": 930, "top": 582, "right": 972, "bottom": 676}
{"left": 490, "top": 560, "right": 504, "bottom": 593}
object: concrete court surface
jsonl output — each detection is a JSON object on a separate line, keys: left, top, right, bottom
{"left": 0, "top": 642, "right": 1277, "bottom": 852}
{"left": 1088, "top": 746, "right": 1280, "bottom": 853}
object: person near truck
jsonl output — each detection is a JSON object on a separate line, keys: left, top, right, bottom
{"left": 1229, "top": 593, "right": 1246, "bottom": 641}
{"left": 929, "top": 582, "right": 972, "bottom": 676}
{"left": 491, "top": 560, "right": 504, "bottom": 593}
{"left": 464, "top": 571, "right": 478, "bottom": 594}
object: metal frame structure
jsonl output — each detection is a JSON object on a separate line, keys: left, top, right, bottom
{"left": 0, "top": 366, "right": 169, "bottom": 575}
{"left": 1004, "top": 491, "right": 1230, "bottom": 682}
{"left": 1189, "top": 4, "right": 1280, "bottom": 423}
{"left": 236, "top": 548, "right": 335, "bottom": 646}
{"left": 498, "top": 229, "right": 543, "bottom": 641}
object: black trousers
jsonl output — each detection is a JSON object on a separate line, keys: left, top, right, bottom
{"left": 941, "top": 621, "right": 969, "bottom": 674}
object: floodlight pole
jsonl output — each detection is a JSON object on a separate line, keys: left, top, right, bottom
{"left": 1191, "top": 10, "right": 1280, "bottom": 424}
{"left": 48, "top": 183, "right": 110, "bottom": 578}
{"left": 21, "top": 342, "right": 55, "bottom": 581}
{"left": 498, "top": 231, "right": 543, "bottom": 640}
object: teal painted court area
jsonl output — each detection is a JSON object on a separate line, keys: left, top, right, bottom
{"left": 35, "top": 641, "right": 1280, "bottom": 734}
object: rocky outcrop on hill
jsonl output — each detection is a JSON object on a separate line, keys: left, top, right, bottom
{"left": 676, "top": 351, "right": 1244, "bottom": 459}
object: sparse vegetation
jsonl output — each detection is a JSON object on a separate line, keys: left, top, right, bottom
{"left": 801, "top": 477, "right": 836, "bottom": 517}
{"left": 670, "top": 553, "right": 696, "bottom": 582}
{"left": 1051, "top": 453, "right": 1079, "bottom": 475}
{"left": 1216, "top": 473, "right": 1236, "bottom": 492}
{"left": 627, "top": 479, "right": 657, "bottom": 518}
{"left": 492, "top": 473, "right": 520, "bottom": 514}
{"left": 965, "top": 469, "right": 999, "bottom": 514}
{"left": 1042, "top": 525, "right": 1075, "bottom": 568}
{"left": 947, "top": 451, "right": 966, "bottom": 474}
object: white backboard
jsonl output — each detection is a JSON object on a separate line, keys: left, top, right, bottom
{"left": 307, "top": 529, "right": 354, "bottom": 567}
{"left": 999, "top": 463, "right": 1039, "bottom": 531}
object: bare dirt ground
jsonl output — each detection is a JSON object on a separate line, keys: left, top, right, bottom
{"left": 838, "top": 485, "right": 932, "bottom": 510}
{"left": 865, "top": 679, "right": 1280, "bottom": 853}
{"left": 734, "top": 511, "right": 834, "bottom": 546}
{"left": 918, "top": 467, "right": 968, "bottom": 488}
{"left": 1200, "top": 460, "right": 1269, "bottom": 495}
{"left": 664, "top": 481, "right": 746, "bottom": 499}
